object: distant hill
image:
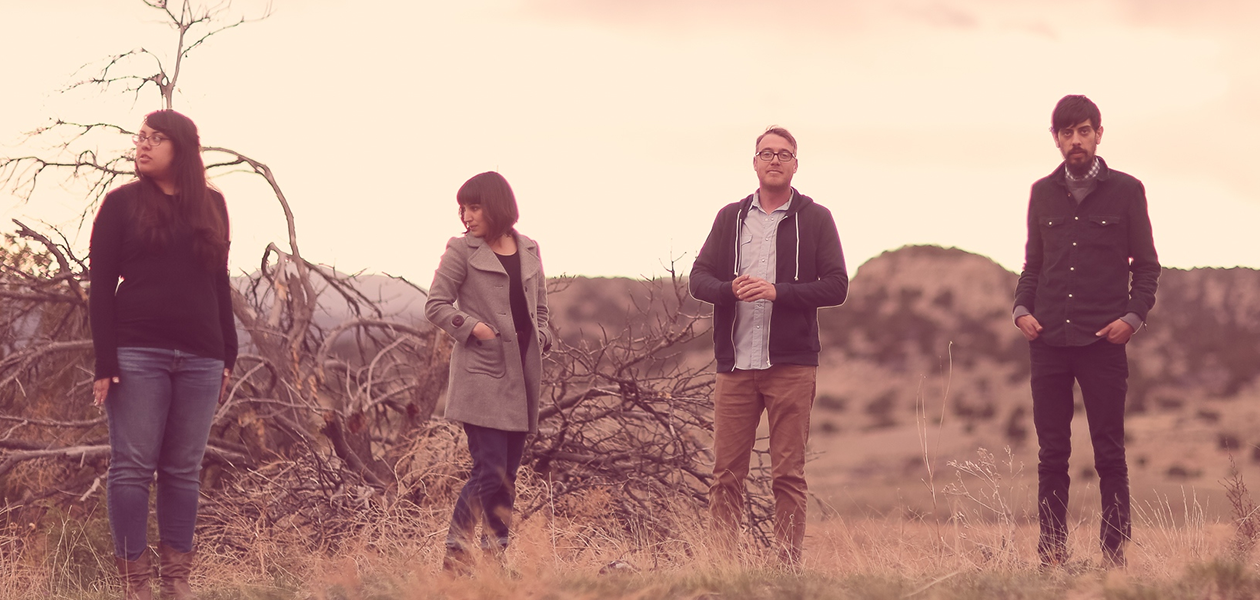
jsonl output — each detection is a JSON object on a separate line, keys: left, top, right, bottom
{"left": 327, "top": 247, "right": 1260, "bottom": 421}
{"left": 297, "top": 246, "right": 1260, "bottom": 514}
{"left": 1133, "top": 267, "right": 1260, "bottom": 401}
{"left": 541, "top": 246, "right": 1260, "bottom": 516}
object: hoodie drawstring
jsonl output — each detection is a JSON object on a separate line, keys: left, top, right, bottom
{"left": 794, "top": 215, "right": 800, "bottom": 282}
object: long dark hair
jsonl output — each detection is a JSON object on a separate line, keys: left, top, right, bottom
{"left": 457, "top": 171, "right": 519, "bottom": 241}
{"left": 132, "top": 109, "right": 229, "bottom": 271}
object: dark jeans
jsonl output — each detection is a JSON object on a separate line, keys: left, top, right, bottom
{"left": 1030, "top": 338, "right": 1130, "bottom": 563}
{"left": 447, "top": 423, "right": 528, "bottom": 551}
{"left": 106, "top": 347, "right": 223, "bottom": 561}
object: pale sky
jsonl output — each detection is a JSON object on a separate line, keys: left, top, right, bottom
{"left": 3, "top": 0, "right": 1257, "bottom": 285}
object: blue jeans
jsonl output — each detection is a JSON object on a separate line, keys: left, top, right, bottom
{"left": 106, "top": 347, "right": 223, "bottom": 561}
{"left": 447, "top": 423, "right": 527, "bottom": 551}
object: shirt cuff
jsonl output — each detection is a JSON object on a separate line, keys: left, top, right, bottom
{"left": 1012, "top": 305, "right": 1031, "bottom": 325}
{"left": 1120, "top": 312, "right": 1143, "bottom": 333}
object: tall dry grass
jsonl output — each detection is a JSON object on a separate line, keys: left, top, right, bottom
{"left": 5, "top": 458, "right": 1260, "bottom": 600}
{"left": 5, "top": 362, "right": 1257, "bottom": 599}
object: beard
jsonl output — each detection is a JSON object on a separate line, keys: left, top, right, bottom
{"left": 1064, "top": 150, "right": 1093, "bottom": 175}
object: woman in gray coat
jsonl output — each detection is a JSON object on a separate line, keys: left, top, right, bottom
{"left": 425, "top": 171, "right": 551, "bottom": 572}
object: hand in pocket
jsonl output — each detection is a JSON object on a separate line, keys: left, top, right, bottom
{"left": 472, "top": 322, "right": 497, "bottom": 341}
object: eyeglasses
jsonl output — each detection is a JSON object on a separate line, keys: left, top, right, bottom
{"left": 755, "top": 150, "right": 796, "bottom": 162}
{"left": 131, "top": 133, "right": 169, "bottom": 147}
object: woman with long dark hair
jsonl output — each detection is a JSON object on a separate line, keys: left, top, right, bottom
{"left": 90, "top": 109, "right": 236, "bottom": 600}
{"left": 425, "top": 171, "right": 551, "bottom": 573}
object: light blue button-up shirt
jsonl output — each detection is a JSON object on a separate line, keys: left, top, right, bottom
{"left": 733, "top": 191, "right": 792, "bottom": 370}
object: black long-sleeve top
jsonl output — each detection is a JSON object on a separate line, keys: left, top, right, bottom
{"left": 89, "top": 180, "right": 238, "bottom": 379}
{"left": 1014, "top": 157, "right": 1160, "bottom": 347}
{"left": 495, "top": 250, "right": 531, "bottom": 334}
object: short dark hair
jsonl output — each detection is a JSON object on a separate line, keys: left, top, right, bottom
{"left": 457, "top": 171, "right": 519, "bottom": 241}
{"left": 756, "top": 126, "right": 797, "bottom": 152}
{"left": 1051, "top": 95, "right": 1101, "bottom": 133}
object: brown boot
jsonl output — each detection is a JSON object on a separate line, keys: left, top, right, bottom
{"left": 157, "top": 543, "right": 198, "bottom": 600}
{"left": 115, "top": 551, "right": 154, "bottom": 600}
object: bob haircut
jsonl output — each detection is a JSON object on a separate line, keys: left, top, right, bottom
{"left": 755, "top": 126, "right": 798, "bottom": 152}
{"left": 457, "top": 171, "right": 519, "bottom": 241}
{"left": 1051, "top": 95, "right": 1102, "bottom": 133}
{"left": 134, "top": 109, "right": 229, "bottom": 271}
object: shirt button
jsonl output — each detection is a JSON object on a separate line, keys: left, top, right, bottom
{"left": 1072, "top": 242, "right": 1077, "bottom": 246}
{"left": 1068, "top": 294, "right": 1073, "bottom": 298}
{"left": 1074, "top": 217, "right": 1079, "bottom": 221}
{"left": 1066, "top": 319, "right": 1072, "bottom": 323}
{"left": 1070, "top": 267, "right": 1075, "bottom": 271}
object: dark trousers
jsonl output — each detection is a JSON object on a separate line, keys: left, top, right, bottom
{"left": 1030, "top": 338, "right": 1130, "bottom": 563}
{"left": 447, "top": 423, "right": 527, "bottom": 551}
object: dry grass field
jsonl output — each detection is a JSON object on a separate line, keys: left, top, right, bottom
{"left": 3, "top": 513, "right": 1257, "bottom": 599}
{"left": 5, "top": 248, "right": 1259, "bottom": 599}
{"left": 807, "top": 369, "right": 1260, "bottom": 525}
{"left": 4, "top": 443, "right": 1259, "bottom": 600}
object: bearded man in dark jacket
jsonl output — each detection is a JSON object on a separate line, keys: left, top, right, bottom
{"left": 1015, "top": 95, "right": 1160, "bottom": 569}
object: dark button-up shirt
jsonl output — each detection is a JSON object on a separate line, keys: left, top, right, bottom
{"left": 1014, "top": 157, "right": 1160, "bottom": 347}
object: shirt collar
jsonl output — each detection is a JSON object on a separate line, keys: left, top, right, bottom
{"left": 752, "top": 189, "right": 794, "bottom": 214}
{"left": 1064, "top": 157, "right": 1101, "bottom": 181}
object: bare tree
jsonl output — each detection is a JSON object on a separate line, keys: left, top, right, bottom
{"left": 0, "top": 0, "right": 447, "bottom": 512}
{"left": 522, "top": 269, "right": 779, "bottom": 550}
{"left": 0, "top": 2, "right": 263, "bottom": 211}
{"left": 2, "top": 0, "right": 777, "bottom": 559}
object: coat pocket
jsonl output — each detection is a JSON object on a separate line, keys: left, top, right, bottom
{"left": 464, "top": 337, "right": 507, "bottom": 378}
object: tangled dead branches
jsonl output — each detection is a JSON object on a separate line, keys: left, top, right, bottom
{"left": 1, "top": 0, "right": 780, "bottom": 558}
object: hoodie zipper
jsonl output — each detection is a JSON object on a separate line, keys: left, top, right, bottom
{"left": 729, "top": 190, "right": 804, "bottom": 369}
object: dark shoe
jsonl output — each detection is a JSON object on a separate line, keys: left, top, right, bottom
{"left": 442, "top": 545, "right": 474, "bottom": 576}
{"left": 115, "top": 551, "right": 154, "bottom": 600}
{"left": 482, "top": 543, "right": 506, "bottom": 564}
{"left": 483, "top": 545, "right": 523, "bottom": 578}
{"left": 158, "top": 543, "right": 198, "bottom": 599}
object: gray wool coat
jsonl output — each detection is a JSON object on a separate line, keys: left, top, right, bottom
{"left": 425, "top": 231, "right": 551, "bottom": 433}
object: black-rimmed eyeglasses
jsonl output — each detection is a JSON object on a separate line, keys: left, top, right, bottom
{"left": 755, "top": 150, "right": 796, "bottom": 162}
{"left": 131, "top": 133, "right": 168, "bottom": 147}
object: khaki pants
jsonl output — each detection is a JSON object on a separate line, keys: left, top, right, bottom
{"left": 709, "top": 364, "right": 816, "bottom": 563}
